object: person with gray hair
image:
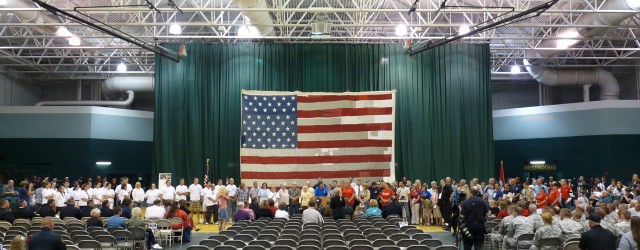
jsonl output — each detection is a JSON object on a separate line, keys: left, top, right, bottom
{"left": 232, "top": 201, "right": 251, "bottom": 222}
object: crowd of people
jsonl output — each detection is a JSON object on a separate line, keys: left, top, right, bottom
{"left": 1, "top": 174, "right": 640, "bottom": 250}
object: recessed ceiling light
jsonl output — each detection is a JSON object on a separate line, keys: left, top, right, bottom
{"left": 96, "top": 161, "right": 112, "bottom": 166}
{"left": 56, "top": 27, "right": 73, "bottom": 37}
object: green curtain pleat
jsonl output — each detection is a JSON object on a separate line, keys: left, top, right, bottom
{"left": 154, "top": 43, "right": 494, "bottom": 183}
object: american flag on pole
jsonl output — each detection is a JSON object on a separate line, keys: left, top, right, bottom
{"left": 240, "top": 90, "right": 395, "bottom": 186}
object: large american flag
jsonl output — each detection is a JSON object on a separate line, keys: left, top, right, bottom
{"left": 240, "top": 90, "right": 395, "bottom": 186}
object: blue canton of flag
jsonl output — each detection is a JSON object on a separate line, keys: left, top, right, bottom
{"left": 241, "top": 94, "right": 298, "bottom": 149}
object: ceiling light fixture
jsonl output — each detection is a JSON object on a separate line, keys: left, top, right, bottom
{"left": 55, "top": 26, "right": 73, "bottom": 37}
{"left": 0, "top": 0, "right": 8, "bottom": 6}
{"left": 510, "top": 66, "right": 521, "bottom": 74}
{"left": 68, "top": 36, "right": 81, "bottom": 46}
{"left": 96, "top": 161, "right": 112, "bottom": 166}
{"left": 395, "top": 24, "right": 408, "bottom": 36}
{"left": 238, "top": 25, "right": 259, "bottom": 38}
{"left": 530, "top": 161, "right": 546, "bottom": 165}
{"left": 459, "top": 25, "right": 471, "bottom": 35}
{"left": 169, "top": 23, "right": 182, "bottom": 35}
{"left": 117, "top": 63, "right": 127, "bottom": 72}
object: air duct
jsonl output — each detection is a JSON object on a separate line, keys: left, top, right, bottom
{"left": 3, "top": 0, "right": 59, "bottom": 33}
{"left": 525, "top": 0, "right": 639, "bottom": 100}
{"left": 36, "top": 90, "right": 135, "bottom": 106}
{"left": 232, "top": 0, "right": 274, "bottom": 36}
{"left": 102, "top": 76, "right": 154, "bottom": 93}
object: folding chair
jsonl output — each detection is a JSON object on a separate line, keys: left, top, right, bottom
{"left": 422, "top": 239, "right": 443, "bottom": 248}
{"left": 411, "top": 233, "right": 432, "bottom": 240}
{"left": 397, "top": 239, "right": 420, "bottom": 247}
{"left": 77, "top": 240, "right": 103, "bottom": 250}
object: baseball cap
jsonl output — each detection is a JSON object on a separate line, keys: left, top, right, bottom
{"left": 588, "top": 213, "right": 601, "bottom": 223}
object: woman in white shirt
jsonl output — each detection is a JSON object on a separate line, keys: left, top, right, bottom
{"left": 77, "top": 183, "right": 90, "bottom": 208}
{"left": 104, "top": 182, "right": 115, "bottom": 209}
{"left": 274, "top": 202, "right": 290, "bottom": 220}
{"left": 270, "top": 186, "right": 279, "bottom": 202}
{"left": 42, "top": 182, "right": 55, "bottom": 204}
{"left": 54, "top": 186, "right": 67, "bottom": 210}
{"left": 91, "top": 182, "right": 103, "bottom": 207}
{"left": 145, "top": 183, "right": 160, "bottom": 206}
{"left": 258, "top": 183, "right": 270, "bottom": 203}
{"left": 277, "top": 183, "right": 290, "bottom": 206}
{"left": 132, "top": 182, "right": 145, "bottom": 207}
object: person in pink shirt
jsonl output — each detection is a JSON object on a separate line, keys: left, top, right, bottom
{"left": 217, "top": 186, "right": 229, "bottom": 232}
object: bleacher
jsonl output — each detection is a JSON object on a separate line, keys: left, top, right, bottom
{"left": 186, "top": 215, "right": 457, "bottom": 250}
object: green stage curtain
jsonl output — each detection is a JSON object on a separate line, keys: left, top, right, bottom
{"left": 154, "top": 43, "right": 493, "bottom": 183}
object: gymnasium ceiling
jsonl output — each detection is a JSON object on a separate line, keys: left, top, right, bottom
{"left": 0, "top": 0, "right": 638, "bottom": 80}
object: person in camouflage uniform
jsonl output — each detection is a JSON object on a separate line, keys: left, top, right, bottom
{"left": 613, "top": 209, "right": 631, "bottom": 238}
{"left": 597, "top": 208, "right": 615, "bottom": 233}
{"left": 528, "top": 204, "right": 544, "bottom": 231}
{"left": 604, "top": 203, "right": 619, "bottom": 224}
{"left": 490, "top": 205, "right": 515, "bottom": 247}
{"left": 503, "top": 206, "right": 534, "bottom": 249}
{"left": 531, "top": 212, "right": 562, "bottom": 250}
{"left": 557, "top": 208, "right": 583, "bottom": 242}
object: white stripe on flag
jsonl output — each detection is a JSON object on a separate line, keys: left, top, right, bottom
{"left": 298, "top": 131, "right": 394, "bottom": 141}
{"left": 298, "top": 115, "right": 393, "bottom": 126}
{"left": 241, "top": 162, "right": 391, "bottom": 172}
{"left": 242, "top": 177, "right": 385, "bottom": 187}
{"left": 298, "top": 100, "right": 394, "bottom": 110}
{"left": 241, "top": 147, "right": 392, "bottom": 157}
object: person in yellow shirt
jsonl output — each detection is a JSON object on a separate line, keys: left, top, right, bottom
{"left": 300, "top": 186, "right": 312, "bottom": 212}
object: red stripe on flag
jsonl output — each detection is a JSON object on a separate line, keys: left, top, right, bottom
{"left": 298, "top": 123, "right": 392, "bottom": 133}
{"left": 241, "top": 154, "right": 392, "bottom": 164}
{"left": 297, "top": 139, "right": 392, "bottom": 148}
{"left": 298, "top": 94, "right": 393, "bottom": 103}
{"left": 297, "top": 107, "right": 392, "bottom": 118}
{"left": 241, "top": 169, "right": 391, "bottom": 179}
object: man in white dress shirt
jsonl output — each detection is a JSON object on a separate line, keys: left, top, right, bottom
{"left": 161, "top": 179, "right": 176, "bottom": 204}
{"left": 176, "top": 178, "right": 189, "bottom": 201}
{"left": 114, "top": 177, "right": 133, "bottom": 206}
{"left": 226, "top": 178, "right": 238, "bottom": 220}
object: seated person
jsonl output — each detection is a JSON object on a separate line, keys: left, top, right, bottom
{"left": 365, "top": 200, "right": 382, "bottom": 218}
{"left": 26, "top": 217, "right": 65, "bottom": 250}
{"left": 0, "top": 199, "right": 15, "bottom": 223}
{"left": 86, "top": 208, "right": 103, "bottom": 228}
{"left": 59, "top": 198, "right": 81, "bottom": 220}
{"left": 233, "top": 202, "right": 252, "bottom": 222}
{"left": 100, "top": 200, "right": 114, "bottom": 218}
{"left": 165, "top": 201, "right": 193, "bottom": 242}
{"left": 381, "top": 197, "right": 402, "bottom": 219}
{"left": 274, "top": 202, "right": 290, "bottom": 220}
{"left": 145, "top": 199, "right": 166, "bottom": 219}
{"left": 120, "top": 198, "right": 133, "bottom": 219}
{"left": 81, "top": 200, "right": 95, "bottom": 218}
{"left": 530, "top": 212, "right": 561, "bottom": 250}
{"left": 128, "top": 207, "right": 162, "bottom": 249}
{"left": 256, "top": 200, "right": 274, "bottom": 220}
{"left": 38, "top": 199, "right": 56, "bottom": 218}
{"left": 12, "top": 200, "right": 34, "bottom": 220}
{"left": 302, "top": 200, "right": 323, "bottom": 226}
{"left": 106, "top": 207, "right": 126, "bottom": 229}
{"left": 503, "top": 206, "right": 534, "bottom": 249}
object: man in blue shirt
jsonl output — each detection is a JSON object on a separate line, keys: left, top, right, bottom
{"left": 106, "top": 207, "right": 127, "bottom": 229}
{"left": 596, "top": 191, "right": 612, "bottom": 206}
{"left": 492, "top": 184, "right": 503, "bottom": 201}
{"left": 27, "top": 216, "right": 65, "bottom": 250}
{"left": 314, "top": 182, "right": 329, "bottom": 198}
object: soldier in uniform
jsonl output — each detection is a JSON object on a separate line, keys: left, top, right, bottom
{"left": 558, "top": 208, "right": 583, "bottom": 241}
{"left": 613, "top": 209, "right": 631, "bottom": 238}
{"left": 528, "top": 204, "right": 543, "bottom": 231}
{"left": 503, "top": 206, "right": 534, "bottom": 249}
{"left": 490, "top": 205, "right": 515, "bottom": 247}
{"left": 531, "top": 212, "right": 562, "bottom": 250}
{"left": 597, "top": 208, "right": 615, "bottom": 232}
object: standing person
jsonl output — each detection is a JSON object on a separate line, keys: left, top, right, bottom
{"left": 53, "top": 186, "right": 67, "bottom": 212}
{"left": 432, "top": 186, "right": 442, "bottom": 226}
{"left": 369, "top": 182, "right": 380, "bottom": 206}
{"left": 379, "top": 183, "right": 395, "bottom": 207}
{"left": 288, "top": 182, "right": 301, "bottom": 216}
{"left": 548, "top": 183, "right": 561, "bottom": 207}
{"left": 145, "top": 183, "right": 160, "bottom": 207}
{"left": 188, "top": 178, "right": 203, "bottom": 223}
{"left": 300, "top": 186, "right": 312, "bottom": 212}
{"left": 217, "top": 186, "right": 229, "bottom": 232}
{"left": 104, "top": 182, "right": 116, "bottom": 209}
{"left": 342, "top": 180, "right": 356, "bottom": 209}
{"left": 330, "top": 189, "right": 345, "bottom": 220}
{"left": 248, "top": 181, "right": 260, "bottom": 203}
{"left": 421, "top": 183, "right": 432, "bottom": 226}
{"left": 225, "top": 178, "right": 238, "bottom": 220}
{"left": 617, "top": 216, "right": 639, "bottom": 250}
{"left": 77, "top": 183, "right": 90, "bottom": 210}
{"left": 17, "top": 181, "right": 33, "bottom": 207}
{"left": 579, "top": 213, "right": 617, "bottom": 249}
{"left": 34, "top": 182, "right": 45, "bottom": 212}
{"left": 90, "top": 182, "right": 103, "bottom": 209}
{"left": 26, "top": 217, "right": 65, "bottom": 250}
{"left": 360, "top": 184, "right": 371, "bottom": 210}
{"left": 160, "top": 179, "right": 176, "bottom": 204}
{"left": 176, "top": 178, "right": 189, "bottom": 202}
{"left": 131, "top": 182, "right": 145, "bottom": 207}
{"left": 560, "top": 180, "right": 573, "bottom": 209}
{"left": 440, "top": 178, "right": 454, "bottom": 231}
{"left": 314, "top": 182, "right": 330, "bottom": 205}
{"left": 396, "top": 181, "right": 411, "bottom": 221}
{"left": 203, "top": 182, "right": 216, "bottom": 224}
{"left": 277, "top": 183, "right": 290, "bottom": 216}
{"left": 460, "top": 187, "right": 489, "bottom": 250}
{"left": 410, "top": 183, "right": 421, "bottom": 225}
{"left": 536, "top": 187, "right": 549, "bottom": 209}
{"left": 258, "top": 183, "right": 270, "bottom": 203}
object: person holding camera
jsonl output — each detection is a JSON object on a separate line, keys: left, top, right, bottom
{"left": 460, "top": 187, "right": 489, "bottom": 250}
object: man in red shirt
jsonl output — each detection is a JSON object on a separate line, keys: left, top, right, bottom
{"left": 536, "top": 189, "right": 548, "bottom": 209}
{"left": 560, "top": 180, "right": 573, "bottom": 209}
{"left": 548, "top": 183, "right": 560, "bottom": 207}
{"left": 379, "top": 183, "right": 395, "bottom": 207}
{"left": 341, "top": 180, "right": 356, "bottom": 207}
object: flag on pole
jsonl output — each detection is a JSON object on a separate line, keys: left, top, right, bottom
{"left": 500, "top": 159, "right": 505, "bottom": 183}
{"left": 239, "top": 90, "right": 396, "bottom": 186}
{"left": 204, "top": 159, "right": 210, "bottom": 184}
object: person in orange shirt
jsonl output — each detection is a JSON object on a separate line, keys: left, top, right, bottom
{"left": 379, "top": 183, "right": 395, "bottom": 207}
{"left": 536, "top": 188, "right": 548, "bottom": 209}
{"left": 341, "top": 180, "right": 356, "bottom": 207}
{"left": 165, "top": 201, "right": 193, "bottom": 242}
{"left": 548, "top": 183, "right": 561, "bottom": 207}
{"left": 560, "top": 180, "right": 573, "bottom": 209}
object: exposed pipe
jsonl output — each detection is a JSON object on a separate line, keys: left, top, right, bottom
{"left": 525, "top": 0, "right": 639, "bottom": 100}
{"left": 102, "top": 76, "right": 154, "bottom": 93}
{"left": 583, "top": 84, "right": 592, "bottom": 102}
{"left": 3, "top": 0, "right": 60, "bottom": 34}
{"left": 232, "top": 0, "right": 274, "bottom": 36}
{"left": 35, "top": 90, "right": 134, "bottom": 106}
{"left": 524, "top": 59, "right": 620, "bottom": 100}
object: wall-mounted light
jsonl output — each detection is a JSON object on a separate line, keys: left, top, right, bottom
{"left": 96, "top": 161, "right": 112, "bottom": 166}
{"left": 530, "top": 161, "right": 545, "bottom": 165}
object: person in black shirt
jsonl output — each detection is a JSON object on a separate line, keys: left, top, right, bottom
{"left": 59, "top": 198, "right": 81, "bottom": 220}
{"left": 369, "top": 182, "right": 380, "bottom": 207}
{"left": 81, "top": 200, "right": 95, "bottom": 218}
{"left": 249, "top": 199, "right": 260, "bottom": 218}
{"left": 460, "top": 187, "right": 489, "bottom": 250}
{"left": 27, "top": 217, "right": 65, "bottom": 250}
{"left": 0, "top": 199, "right": 15, "bottom": 223}
{"left": 439, "top": 179, "right": 454, "bottom": 231}
{"left": 579, "top": 213, "right": 617, "bottom": 250}
{"left": 38, "top": 199, "right": 56, "bottom": 218}
{"left": 382, "top": 196, "right": 403, "bottom": 219}
{"left": 256, "top": 201, "right": 274, "bottom": 220}
{"left": 13, "top": 200, "right": 35, "bottom": 220}
{"left": 330, "top": 190, "right": 346, "bottom": 220}
{"left": 100, "top": 200, "right": 114, "bottom": 217}
{"left": 86, "top": 208, "right": 103, "bottom": 228}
